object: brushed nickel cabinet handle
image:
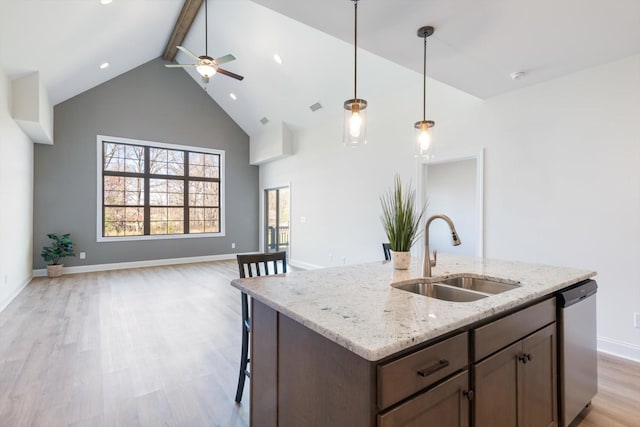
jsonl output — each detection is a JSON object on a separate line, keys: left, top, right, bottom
{"left": 417, "top": 359, "right": 449, "bottom": 377}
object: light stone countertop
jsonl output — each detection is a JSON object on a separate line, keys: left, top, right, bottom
{"left": 231, "top": 254, "right": 596, "bottom": 361}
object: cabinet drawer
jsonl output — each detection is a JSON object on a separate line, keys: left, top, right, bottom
{"left": 377, "top": 332, "right": 468, "bottom": 410}
{"left": 378, "top": 370, "right": 469, "bottom": 427}
{"left": 473, "top": 298, "right": 555, "bottom": 361}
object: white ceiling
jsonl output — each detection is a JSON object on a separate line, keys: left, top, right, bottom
{"left": 1, "top": 0, "right": 639, "bottom": 137}
{"left": 0, "top": 0, "right": 184, "bottom": 104}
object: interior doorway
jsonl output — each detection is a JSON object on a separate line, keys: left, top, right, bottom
{"left": 264, "top": 187, "right": 290, "bottom": 253}
{"left": 419, "top": 149, "right": 484, "bottom": 257}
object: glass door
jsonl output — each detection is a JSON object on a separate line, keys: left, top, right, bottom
{"left": 265, "top": 187, "right": 290, "bottom": 253}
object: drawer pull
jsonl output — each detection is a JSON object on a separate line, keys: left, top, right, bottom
{"left": 417, "top": 359, "right": 449, "bottom": 377}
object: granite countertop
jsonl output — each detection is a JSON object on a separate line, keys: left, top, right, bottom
{"left": 231, "top": 254, "right": 596, "bottom": 361}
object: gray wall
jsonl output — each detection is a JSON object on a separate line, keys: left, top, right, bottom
{"left": 33, "top": 58, "right": 258, "bottom": 269}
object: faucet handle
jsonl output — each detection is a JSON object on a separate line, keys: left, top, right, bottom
{"left": 430, "top": 250, "right": 437, "bottom": 267}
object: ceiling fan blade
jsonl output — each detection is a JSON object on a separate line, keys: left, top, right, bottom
{"left": 217, "top": 68, "right": 244, "bottom": 81}
{"left": 176, "top": 46, "right": 201, "bottom": 61}
{"left": 214, "top": 54, "right": 236, "bottom": 65}
{"left": 165, "top": 64, "right": 196, "bottom": 68}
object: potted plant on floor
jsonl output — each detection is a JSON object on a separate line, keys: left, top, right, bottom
{"left": 380, "top": 175, "right": 427, "bottom": 270}
{"left": 41, "top": 233, "right": 75, "bottom": 277}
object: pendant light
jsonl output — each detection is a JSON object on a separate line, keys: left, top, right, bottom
{"left": 343, "top": 0, "right": 367, "bottom": 146}
{"left": 415, "top": 26, "right": 435, "bottom": 158}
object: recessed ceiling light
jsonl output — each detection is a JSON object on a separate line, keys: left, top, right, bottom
{"left": 273, "top": 54, "right": 283, "bottom": 65}
{"left": 229, "top": 93, "right": 237, "bottom": 100}
{"left": 99, "top": 62, "right": 110, "bottom": 70}
{"left": 100, "top": 0, "right": 113, "bottom": 4}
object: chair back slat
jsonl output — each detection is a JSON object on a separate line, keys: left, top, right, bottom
{"left": 382, "top": 243, "right": 392, "bottom": 261}
{"left": 237, "top": 252, "right": 287, "bottom": 279}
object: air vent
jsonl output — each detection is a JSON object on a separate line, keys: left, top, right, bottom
{"left": 260, "top": 117, "right": 269, "bottom": 125}
{"left": 309, "top": 102, "right": 322, "bottom": 112}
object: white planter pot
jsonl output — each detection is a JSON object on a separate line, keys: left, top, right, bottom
{"left": 391, "top": 251, "right": 411, "bottom": 270}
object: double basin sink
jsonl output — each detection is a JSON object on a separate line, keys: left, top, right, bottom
{"left": 393, "top": 275, "right": 520, "bottom": 302}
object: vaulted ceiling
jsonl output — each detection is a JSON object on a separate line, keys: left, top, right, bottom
{"left": 2, "top": 0, "right": 639, "bottom": 136}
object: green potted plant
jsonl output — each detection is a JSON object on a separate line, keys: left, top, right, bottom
{"left": 41, "top": 233, "right": 75, "bottom": 277}
{"left": 380, "top": 175, "right": 427, "bottom": 269}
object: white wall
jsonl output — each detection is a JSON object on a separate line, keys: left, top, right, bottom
{"left": 260, "top": 53, "right": 640, "bottom": 359}
{"left": 0, "top": 69, "right": 34, "bottom": 312}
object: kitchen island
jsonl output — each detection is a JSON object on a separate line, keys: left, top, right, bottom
{"left": 231, "top": 254, "right": 596, "bottom": 427}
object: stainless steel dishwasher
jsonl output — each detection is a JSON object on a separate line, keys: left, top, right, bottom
{"left": 557, "top": 279, "right": 598, "bottom": 427}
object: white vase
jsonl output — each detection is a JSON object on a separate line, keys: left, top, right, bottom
{"left": 391, "top": 251, "right": 411, "bottom": 270}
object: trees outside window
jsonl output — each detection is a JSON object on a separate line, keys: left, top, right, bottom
{"left": 98, "top": 136, "right": 224, "bottom": 240}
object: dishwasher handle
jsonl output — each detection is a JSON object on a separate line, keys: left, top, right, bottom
{"left": 558, "top": 279, "right": 597, "bottom": 308}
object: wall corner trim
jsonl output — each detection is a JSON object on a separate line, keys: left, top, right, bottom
{"left": 0, "top": 276, "right": 32, "bottom": 314}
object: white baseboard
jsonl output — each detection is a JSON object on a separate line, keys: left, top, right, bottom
{"left": 598, "top": 336, "right": 640, "bottom": 363}
{"left": 32, "top": 253, "right": 239, "bottom": 277}
{"left": 289, "top": 258, "right": 324, "bottom": 270}
{"left": 0, "top": 275, "right": 31, "bottom": 313}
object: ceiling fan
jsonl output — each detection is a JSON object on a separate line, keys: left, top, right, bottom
{"left": 165, "top": 0, "right": 244, "bottom": 84}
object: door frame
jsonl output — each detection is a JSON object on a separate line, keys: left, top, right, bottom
{"left": 417, "top": 148, "right": 484, "bottom": 257}
{"left": 261, "top": 183, "right": 291, "bottom": 254}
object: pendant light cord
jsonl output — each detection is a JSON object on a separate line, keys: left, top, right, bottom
{"left": 422, "top": 33, "right": 427, "bottom": 121}
{"left": 354, "top": 0, "right": 358, "bottom": 100}
{"left": 204, "top": 0, "right": 208, "bottom": 56}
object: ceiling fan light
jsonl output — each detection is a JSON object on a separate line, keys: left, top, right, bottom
{"left": 196, "top": 64, "right": 216, "bottom": 78}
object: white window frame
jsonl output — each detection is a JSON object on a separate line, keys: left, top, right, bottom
{"left": 96, "top": 134, "right": 226, "bottom": 242}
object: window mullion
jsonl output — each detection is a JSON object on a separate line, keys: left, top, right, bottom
{"left": 184, "top": 151, "right": 190, "bottom": 234}
{"left": 144, "top": 146, "right": 150, "bottom": 235}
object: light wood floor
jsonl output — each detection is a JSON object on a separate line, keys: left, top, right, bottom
{"left": 0, "top": 260, "right": 638, "bottom": 426}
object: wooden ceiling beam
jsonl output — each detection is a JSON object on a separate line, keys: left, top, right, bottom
{"left": 163, "top": 0, "right": 204, "bottom": 61}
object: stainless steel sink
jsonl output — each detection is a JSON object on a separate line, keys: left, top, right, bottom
{"left": 436, "top": 276, "right": 520, "bottom": 294}
{"left": 394, "top": 281, "right": 487, "bottom": 302}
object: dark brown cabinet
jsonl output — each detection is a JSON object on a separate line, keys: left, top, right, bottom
{"left": 250, "top": 297, "right": 558, "bottom": 427}
{"left": 474, "top": 323, "right": 557, "bottom": 427}
{"left": 378, "top": 371, "right": 469, "bottom": 427}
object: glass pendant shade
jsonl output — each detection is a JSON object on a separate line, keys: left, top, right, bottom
{"left": 415, "top": 26, "right": 435, "bottom": 158}
{"left": 415, "top": 120, "right": 434, "bottom": 158}
{"left": 343, "top": 0, "right": 367, "bottom": 146}
{"left": 344, "top": 98, "right": 368, "bottom": 146}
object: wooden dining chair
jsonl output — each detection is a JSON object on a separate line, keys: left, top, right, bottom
{"left": 235, "top": 251, "right": 287, "bottom": 403}
{"left": 382, "top": 243, "right": 392, "bottom": 261}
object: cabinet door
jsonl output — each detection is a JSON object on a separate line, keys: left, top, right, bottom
{"left": 520, "top": 323, "right": 557, "bottom": 427}
{"left": 474, "top": 341, "right": 521, "bottom": 427}
{"left": 378, "top": 371, "right": 469, "bottom": 427}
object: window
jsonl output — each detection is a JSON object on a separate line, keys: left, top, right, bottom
{"left": 97, "top": 135, "right": 224, "bottom": 241}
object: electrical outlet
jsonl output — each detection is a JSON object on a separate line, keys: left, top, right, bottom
{"left": 634, "top": 312, "right": 640, "bottom": 329}
{"left": 342, "top": 257, "right": 346, "bottom": 265}
{"left": 79, "top": 252, "right": 86, "bottom": 260}
{"left": 300, "top": 216, "right": 306, "bottom": 224}
{"left": 231, "top": 243, "right": 236, "bottom": 249}
{"left": 329, "top": 253, "right": 333, "bottom": 262}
